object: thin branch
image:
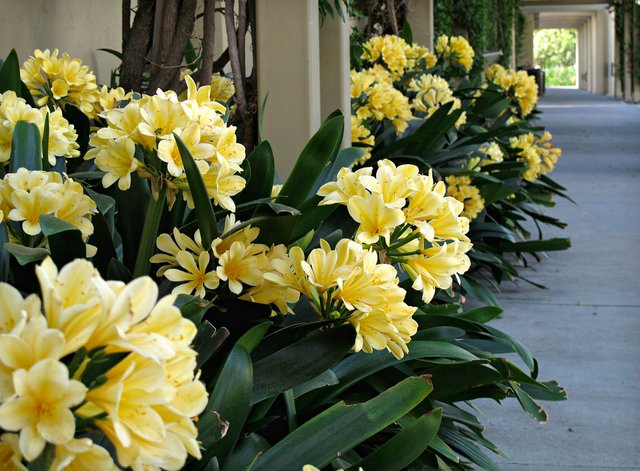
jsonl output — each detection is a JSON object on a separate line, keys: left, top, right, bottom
{"left": 225, "top": 0, "right": 254, "bottom": 149}
{"left": 247, "top": 0, "right": 258, "bottom": 85}
{"left": 248, "top": 0, "right": 257, "bottom": 78}
{"left": 238, "top": 0, "right": 248, "bottom": 79}
{"left": 199, "top": 0, "right": 217, "bottom": 86}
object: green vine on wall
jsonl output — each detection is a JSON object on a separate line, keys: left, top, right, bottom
{"left": 434, "top": 0, "right": 521, "bottom": 82}
{"left": 612, "top": 0, "right": 640, "bottom": 95}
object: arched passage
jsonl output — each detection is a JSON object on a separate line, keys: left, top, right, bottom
{"left": 520, "top": 1, "right": 614, "bottom": 96}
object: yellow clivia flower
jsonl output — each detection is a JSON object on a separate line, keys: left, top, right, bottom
{"left": 317, "top": 166, "right": 372, "bottom": 206}
{"left": 8, "top": 186, "right": 59, "bottom": 236}
{"left": 216, "top": 241, "right": 266, "bottom": 294}
{"left": 361, "top": 34, "right": 411, "bottom": 78}
{"left": 435, "top": 35, "right": 475, "bottom": 72}
{"left": 51, "top": 438, "right": 117, "bottom": 471}
{"left": 209, "top": 73, "right": 236, "bottom": 103}
{"left": 402, "top": 239, "right": 472, "bottom": 303}
{"left": 347, "top": 192, "right": 406, "bottom": 245}
{"left": 509, "top": 132, "right": 561, "bottom": 181}
{"left": 445, "top": 175, "right": 485, "bottom": 220}
{"left": 350, "top": 69, "right": 413, "bottom": 135}
{"left": 93, "top": 137, "right": 140, "bottom": 191}
{"left": 0, "top": 433, "right": 25, "bottom": 471}
{"left": 350, "top": 116, "right": 375, "bottom": 165}
{"left": 358, "top": 159, "right": 419, "bottom": 209}
{"left": 0, "top": 91, "right": 79, "bottom": 165}
{"left": 486, "top": 64, "right": 539, "bottom": 116}
{"left": 0, "top": 359, "right": 87, "bottom": 461}
{"left": 408, "top": 73, "right": 466, "bottom": 128}
{"left": 157, "top": 123, "right": 214, "bottom": 177}
{"left": 165, "top": 250, "right": 220, "bottom": 297}
{"left": 151, "top": 228, "right": 206, "bottom": 276}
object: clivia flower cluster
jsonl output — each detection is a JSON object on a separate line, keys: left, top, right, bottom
{"left": 350, "top": 34, "right": 472, "bottom": 165}
{"left": 317, "top": 159, "right": 472, "bottom": 305}
{"left": 435, "top": 35, "right": 475, "bottom": 72}
{"left": 0, "top": 168, "right": 96, "bottom": 240}
{"left": 485, "top": 63, "right": 539, "bottom": 117}
{"left": 0, "top": 257, "right": 207, "bottom": 469}
{"left": 510, "top": 131, "right": 563, "bottom": 181}
{"left": 0, "top": 90, "right": 80, "bottom": 166}
{"left": 151, "top": 216, "right": 299, "bottom": 315}
{"left": 85, "top": 75, "right": 246, "bottom": 211}
{"left": 21, "top": 48, "right": 100, "bottom": 118}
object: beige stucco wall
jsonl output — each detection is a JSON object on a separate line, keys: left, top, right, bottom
{"left": 0, "top": 0, "right": 122, "bottom": 85}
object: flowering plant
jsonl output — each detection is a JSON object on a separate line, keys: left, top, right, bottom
{"left": 0, "top": 44, "right": 566, "bottom": 471}
{"left": 348, "top": 32, "right": 570, "bottom": 304}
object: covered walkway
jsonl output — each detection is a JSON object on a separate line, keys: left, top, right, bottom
{"left": 479, "top": 88, "right": 640, "bottom": 469}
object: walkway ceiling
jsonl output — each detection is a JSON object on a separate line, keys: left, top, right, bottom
{"left": 521, "top": 1, "right": 610, "bottom": 30}
{"left": 520, "top": 0, "right": 609, "bottom": 11}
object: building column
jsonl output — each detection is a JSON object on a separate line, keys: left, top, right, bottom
{"left": 634, "top": 3, "right": 640, "bottom": 102}
{"left": 406, "top": 0, "right": 434, "bottom": 49}
{"left": 607, "top": 9, "right": 616, "bottom": 96}
{"left": 319, "top": 14, "right": 351, "bottom": 148}
{"left": 256, "top": 0, "right": 321, "bottom": 178}
{"left": 517, "top": 13, "right": 535, "bottom": 68}
{"left": 578, "top": 22, "right": 588, "bottom": 91}
{"left": 622, "top": 0, "right": 633, "bottom": 102}
{"left": 589, "top": 13, "right": 597, "bottom": 93}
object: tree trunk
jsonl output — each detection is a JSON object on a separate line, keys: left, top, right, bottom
{"left": 198, "top": 0, "right": 217, "bottom": 86}
{"left": 120, "top": 0, "right": 155, "bottom": 91}
{"left": 147, "top": 0, "right": 198, "bottom": 92}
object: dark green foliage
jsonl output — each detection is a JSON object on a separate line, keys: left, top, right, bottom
{"left": 434, "top": 0, "right": 521, "bottom": 82}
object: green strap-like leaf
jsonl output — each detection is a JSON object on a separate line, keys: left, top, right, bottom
{"left": 349, "top": 408, "right": 443, "bottom": 471}
{"left": 275, "top": 114, "right": 344, "bottom": 209}
{"left": 198, "top": 345, "right": 253, "bottom": 469}
{"left": 39, "top": 215, "right": 85, "bottom": 267}
{"left": 133, "top": 186, "right": 167, "bottom": 278}
{"left": 223, "top": 433, "right": 271, "bottom": 471}
{"left": 311, "top": 146, "right": 364, "bottom": 195}
{"left": 236, "top": 322, "right": 272, "bottom": 353}
{"left": 175, "top": 133, "right": 219, "bottom": 246}
{"left": 108, "top": 172, "right": 149, "bottom": 269}
{"left": 0, "top": 49, "right": 21, "bottom": 96}
{"left": 63, "top": 104, "right": 90, "bottom": 157}
{"left": 4, "top": 242, "right": 50, "bottom": 266}
{"left": 251, "top": 325, "right": 354, "bottom": 404}
{"left": 193, "top": 321, "right": 228, "bottom": 369}
{"left": 458, "top": 306, "right": 503, "bottom": 324}
{"left": 41, "top": 113, "right": 50, "bottom": 170}
{"left": 298, "top": 340, "right": 478, "bottom": 408}
{"left": 85, "top": 189, "right": 119, "bottom": 276}
{"left": 9, "top": 121, "right": 42, "bottom": 172}
{"left": 251, "top": 376, "right": 433, "bottom": 471}
{"left": 498, "top": 238, "right": 571, "bottom": 253}
{"left": 0, "top": 224, "right": 9, "bottom": 281}
{"left": 235, "top": 141, "right": 275, "bottom": 205}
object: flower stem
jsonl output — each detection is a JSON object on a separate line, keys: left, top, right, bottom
{"left": 133, "top": 185, "right": 167, "bottom": 278}
{"left": 284, "top": 389, "right": 297, "bottom": 432}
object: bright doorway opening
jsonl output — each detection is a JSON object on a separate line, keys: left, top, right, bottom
{"left": 534, "top": 28, "right": 578, "bottom": 88}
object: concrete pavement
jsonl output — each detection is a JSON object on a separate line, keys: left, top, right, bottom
{"left": 477, "top": 89, "right": 640, "bottom": 470}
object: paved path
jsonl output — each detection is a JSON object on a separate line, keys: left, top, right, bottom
{"left": 477, "top": 89, "right": 640, "bottom": 470}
